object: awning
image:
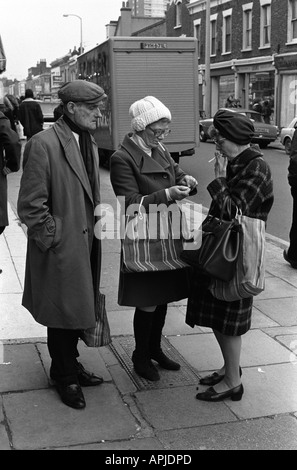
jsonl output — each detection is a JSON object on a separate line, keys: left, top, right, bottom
{"left": 0, "top": 35, "right": 6, "bottom": 74}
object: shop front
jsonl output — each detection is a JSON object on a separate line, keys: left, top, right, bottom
{"left": 274, "top": 53, "right": 297, "bottom": 128}
{"left": 232, "top": 57, "right": 275, "bottom": 124}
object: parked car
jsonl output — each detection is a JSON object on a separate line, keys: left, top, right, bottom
{"left": 36, "top": 100, "right": 60, "bottom": 130}
{"left": 279, "top": 117, "right": 297, "bottom": 155}
{"left": 199, "top": 107, "right": 279, "bottom": 148}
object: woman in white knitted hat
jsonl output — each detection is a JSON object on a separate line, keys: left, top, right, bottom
{"left": 110, "top": 96, "right": 197, "bottom": 382}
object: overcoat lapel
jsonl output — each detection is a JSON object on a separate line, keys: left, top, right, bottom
{"left": 120, "top": 135, "right": 171, "bottom": 174}
{"left": 54, "top": 120, "right": 95, "bottom": 204}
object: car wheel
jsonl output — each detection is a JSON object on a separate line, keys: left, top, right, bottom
{"left": 259, "top": 142, "right": 268, "bottom": 149}
{"left": 200, "top": 127, "right": 207, "bottom": 142}
{"left": 284, "top": 138, "right": 292, "bottom": 155}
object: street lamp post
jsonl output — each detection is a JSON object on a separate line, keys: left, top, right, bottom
{"left": 63, "top": 14, "right": 83, "bottom": 54}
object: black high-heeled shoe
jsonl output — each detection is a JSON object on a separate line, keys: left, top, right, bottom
{"left": 195, "top": 384, "right": 244, "bottom": 402}
{"left": 199, "top": 366, "right": 242, "bottom": 386}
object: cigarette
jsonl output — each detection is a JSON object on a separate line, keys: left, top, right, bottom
{"left": 208, "top": 157, "right": 215, "bottom": 162}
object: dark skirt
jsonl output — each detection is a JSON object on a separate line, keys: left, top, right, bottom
{"left": 118, "top": 265, "right": 192, "bottom": 307}
{"left": 186, "top": 270, "right": 253, "bottom": 336}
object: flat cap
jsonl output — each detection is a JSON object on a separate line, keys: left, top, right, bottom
{"left": 58, "top": 80, "right": 107, "bottom": 104}
{"left": 213, "top": 109, "right": 254, "bottom": 145}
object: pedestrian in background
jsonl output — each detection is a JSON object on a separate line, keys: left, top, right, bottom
{"left": 3, "top": 94, "right": 19, "bottom": 132}
{"left": 283, "top": 125, "right": 297, "bottom": 269}
{"left": 53, "top": 101, "right": 64, "bottom": 121}
{"left": 110, "top": 96, "right": 197, "bottom": 382}
{"left": 186, "top": 109, "right": 273, "bottom": 402}
{"left": 0, "top": 105, "right": 21, "bottom": 274}
{"left": 17, "top": 80, "right": 109, "bottom": 410}
{"left": 18, "top": 89, "right": 43, "bottom": 140}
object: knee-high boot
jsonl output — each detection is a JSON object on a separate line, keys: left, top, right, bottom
{"left": 132, "top": 308, "right": 160, "bottom": 381}
{"left": 149, "top": 304, "right": 181, "bottom": 371}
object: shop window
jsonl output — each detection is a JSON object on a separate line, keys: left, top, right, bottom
{"left": 242, "top": 3, "right": 253, "bottom": 50}
{"left": 248, "top": 71, "right": 274, "bottom": 123}
{"left": 219, "top": 75, "right": 235, "bottom": 109}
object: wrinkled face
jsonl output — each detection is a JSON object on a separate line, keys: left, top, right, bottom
{"left": 139, "top": 118, "right": 171, "bottom": 149}
{"left": 67, "top": 100, "right": 104, "bottom": 131}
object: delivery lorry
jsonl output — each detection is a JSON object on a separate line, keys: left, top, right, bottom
{"left": 77, "top": 36, "right": 199, "bottom": 165}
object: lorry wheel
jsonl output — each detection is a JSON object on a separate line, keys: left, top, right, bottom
{"left": 170, "top": 153, "right": 180, "bottom": 164}
{"left": 99, "top": 150, "right": 110, "bottom": 169}
{"left": 200, "top": 127, "right": 207, "bottom": 142}
{"left": 284, "top": 138, "right": 292, "bottom": 155}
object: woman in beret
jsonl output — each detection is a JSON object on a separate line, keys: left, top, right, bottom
{"left": 186, "top": 109, "right": 274, "bottom": 402}
{"left": 110, "top": 96, "right": 197, "bottom": 382}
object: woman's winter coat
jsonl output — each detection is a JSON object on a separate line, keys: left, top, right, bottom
{"left": 110, "top": 134, "right": 193, "bottom": 307}
{"left": 17, "top": 118, "right": 102, "bottom": 329}
{"left": 186, "top": 147, "right": 274, "bottom": 336}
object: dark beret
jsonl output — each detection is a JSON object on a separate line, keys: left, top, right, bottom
{"left": 213, "top": 109, "right": 254, "bottom": 145}
{"left": 58, "top": 80, "right": 107, "bottom": 104}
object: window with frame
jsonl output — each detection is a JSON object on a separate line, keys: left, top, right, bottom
{"left": 223, "top": 10, "right": 232, "bottom": 54}
{"left": 260, "top": 1, "right": 271, "bottom": 47}
{"left": 194, "top": 19, "right": 201, "bottom": 59}
{"left": 288, "top": 0, "right": 297, "bottom": 42}
{"left": 242, "top": 5, "right": 253, "bottom": 50}
{"left": 210, "top": 17, "right": 217, "bottom": 56}
{"left": 175, "top": 1, "right": 182, "bottom": 28}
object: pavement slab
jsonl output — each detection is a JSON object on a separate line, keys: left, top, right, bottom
{"left": 3, "top": 385, "right": 139, "bottom": 450}
{"left": 157, "top": 415, "right": 297, "bottom": 450}
{"left": 0, "top": 343, "right": 48, "bottom": 393}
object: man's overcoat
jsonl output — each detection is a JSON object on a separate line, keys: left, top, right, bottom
{"left": 17, "top": 119, "right": 102, "bottom": 329}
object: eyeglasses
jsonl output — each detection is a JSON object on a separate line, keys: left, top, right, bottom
{"left": 147, "top": 127, "right": 171, "bottom": 138}
{"left": 213, "top": 137, "right": 226, "bottom": 146}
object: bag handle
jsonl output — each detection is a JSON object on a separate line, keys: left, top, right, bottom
{"left": 137, "top": 196, "right": 146, "bottom": 220}
{"left": 219, "top": 197, "right": 239, "bottom": 222}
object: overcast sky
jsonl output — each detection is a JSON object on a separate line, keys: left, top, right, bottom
{"left": 0, "top": 0, "right": 124, "bottom": 80}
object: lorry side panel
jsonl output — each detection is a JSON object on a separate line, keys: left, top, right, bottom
{"left": 78, "top": 37, "right": 199, "bottom": 161}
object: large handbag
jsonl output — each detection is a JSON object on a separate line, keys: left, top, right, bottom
{"left": 180, "top": 197, "right": 241, "bottom": 281}
{"left": 80, "top": 292, "right": 112, "bottom": 347}
{"left": 209, "top": 214, "right": 266, "bottom": 301}
{"left": 121, "top": 196, "right": 190, "bottom": 273}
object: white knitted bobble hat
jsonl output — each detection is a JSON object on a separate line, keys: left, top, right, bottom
{"left": 129, "top": 96, "right": 172, "bottom": 132}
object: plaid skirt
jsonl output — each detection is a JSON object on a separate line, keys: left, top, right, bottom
{"left": 186, "top": 270, "right": 253, "bottom": 336}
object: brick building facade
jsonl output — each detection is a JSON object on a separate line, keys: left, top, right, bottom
{"left": 166, "top": 0, "right": 297, "bottom": 128}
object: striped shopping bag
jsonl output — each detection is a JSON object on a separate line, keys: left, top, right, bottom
{"left": 121, "top": 199, "right": 190, "bottom": 273}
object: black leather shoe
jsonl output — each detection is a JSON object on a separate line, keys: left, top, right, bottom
{"left": 56, "top": 383, "right": 86, "bottom": 409}
{"left": 199, "top": 366, "right": 242, "bottom": 386}
{"left": 132, "top": 352, "right": 160, "bottom": 381}
{"left": 283, "top": 249, "right": 297, "bottom": 269}
{"left": 195, "top": 384, "right": 244, "bottom": 402}
{"left": 151, "top": 350, "right": 181, "bottom": 371}
{"left": 77, "top": 363, "right": 104, "bottom": 387}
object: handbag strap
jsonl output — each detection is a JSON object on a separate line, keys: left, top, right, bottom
{"left": 220, "top": 197, "right": 239, "bottom": 222}
{"left": 137, "top": 196, "right": 146, "bottom": 220}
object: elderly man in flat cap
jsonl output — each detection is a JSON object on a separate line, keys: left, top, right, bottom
{"left": 17, "top": 80, "right": 109, "bottom": 410}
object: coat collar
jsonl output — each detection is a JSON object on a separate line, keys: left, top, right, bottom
{"left": 120, "top": 134, "right": 171, "bottom": 173}
{"left": 53, "top": 118, "right": 99, "bottom": 204}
